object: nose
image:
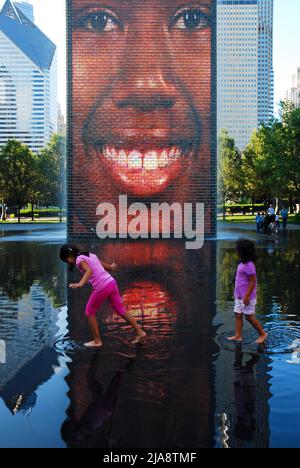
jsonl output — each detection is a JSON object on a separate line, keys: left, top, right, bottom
{"left": 112, "top": 24, "right": 178, "bottom": 112}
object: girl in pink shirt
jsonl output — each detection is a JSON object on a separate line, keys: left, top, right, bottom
{"left": 60, "top": 244, "right": 146, "bottom": 348}
{"left": 228, "top": 239, "right": 268, "bottom": 345}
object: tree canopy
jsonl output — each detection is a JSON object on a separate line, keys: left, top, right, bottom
{"left": 219, "top": 101, "right": 300, "bottom": 213}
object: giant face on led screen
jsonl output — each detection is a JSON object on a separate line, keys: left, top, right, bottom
{"left": 68, "top": 0, "right": 216, "bottom": 238}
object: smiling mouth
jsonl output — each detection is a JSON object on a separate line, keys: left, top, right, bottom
{"left": 90, "top": 140, "right": 193, "bottom": 196}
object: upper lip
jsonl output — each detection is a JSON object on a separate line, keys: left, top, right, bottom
{"left": 90, "top": 129, "right": 195, "bottom": 152}
{"left": 84, "top": 103, "right": 200, "bottom": 153}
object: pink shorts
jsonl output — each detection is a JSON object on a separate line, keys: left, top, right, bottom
{"left": 85, "top": 279, "right": 126, "bottom": 318}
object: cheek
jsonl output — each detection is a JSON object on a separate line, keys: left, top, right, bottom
{"left": 170, "top": 31, "right": 212, "bottom": 113}
{"left": 72, "top": 33, "right": 123, "bottom": 110}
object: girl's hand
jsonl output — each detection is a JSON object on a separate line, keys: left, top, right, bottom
{"left": 69, "top": 283, "right": 82, "bottom": 289}
{"left": 111, "top": 263, "right": 118, "bottom": 272}
{"left": 243, "top": 295, "right": 250, "bottom": 306}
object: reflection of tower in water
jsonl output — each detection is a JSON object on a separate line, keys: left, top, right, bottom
{"left": 0, "top": 284, "right": 65, "bottom": 414}
{"left": 0, "top": 243, "right": 67, "bottom": 415}
{"left": 64, "top": 240, "right": 217, "bottom": 448}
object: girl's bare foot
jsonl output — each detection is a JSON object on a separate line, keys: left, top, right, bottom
{"left": 132, "top": 331, "right": 147, "bottom": 345}
{"left": 256, "top": 333, "right": 268, "bottom": 345}
{"left": 84, "top": 340, "right": 103, "bottom": 348}
{"left": 227, "top": 336, "right": 243, "bottom": 342}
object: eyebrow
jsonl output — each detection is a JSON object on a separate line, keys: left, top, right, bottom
{"left": 74, "top": 0, "right": 211, "bottom": 5}
{"left": 72, "top": 0, "right": 212, "bottom": 17}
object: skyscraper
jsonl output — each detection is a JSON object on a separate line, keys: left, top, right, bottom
{"left": 57, "top": 103, "right": 66, "bottom": 136}
{"left": 14, "top": 1, "right": 34, "bottom": 22}
{"left": 290, "top": 68, "right": 300, "bottom": 109}
{"left": 258, "top": 0, "right": 274, "bottom": 124}
{"left": 217, "top": 0, "right": 274, "bottom": 150}
{"left": 0, "top": 0, "right": 57, "bottom": 153}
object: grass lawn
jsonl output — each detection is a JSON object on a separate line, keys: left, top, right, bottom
{"left": 218, "top": 215, "right": 257, "bottom": 223}
{"left": 218, "top": 214, "right": 299, "bottom": 224}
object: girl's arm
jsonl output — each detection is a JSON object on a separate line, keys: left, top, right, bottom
{"left": 244, "top": 275, "right": 256, "bottom": 305}
{"left": 100, "top": 259, "right": 118, "bottom": 272}
{"left": 69, "top": 261, "right": 92, "bottom": 289}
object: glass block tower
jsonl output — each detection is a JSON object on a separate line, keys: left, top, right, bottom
{"left": 217, "top": 0, "right": 274, "bottom": 150}
{"left": 0, "top": 0, "right": 57, "bottom": 153}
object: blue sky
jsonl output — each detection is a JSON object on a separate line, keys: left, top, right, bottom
{"left": 273, "top": 0, "right": 300, "bottom": 108}
{"left": 0, "top": 0, "right": 299, "bottom": 117}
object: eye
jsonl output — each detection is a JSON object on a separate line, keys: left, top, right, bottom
{"left": 78, "top": 10, "right": 122, "bottom": 32}
{"left": 172, "top": 9, "right": 210, "bottom": 31}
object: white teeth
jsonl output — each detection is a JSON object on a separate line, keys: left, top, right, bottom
{"left": 104, "top": 147, "right": 115, "bottom": 160}
{"left": 117, "top": 150, "right": 127, "bottom": 167}
{"left": 128, "top": 150, "right": 142, "bottom": 169}
{"left": 103, "top": 146, "right": 183, "bottom": 170}
{"left": 108, "top": 148, "right": 113, "bottom": 159}
{"left": 111, "top": 147, "right": 117, "bottom": 159}
{"left": 175, "top": 148, "right": 182, "bottom": 159}
{"left": 169, "top": 147, "right": 175, "bottom": 158}
{"left": 144, "top": 151, "right": 158, "bottom": 171}
{"left": 169, "top": 147, "right": 178, "bottom": 159}
{"left": 158, "top": 150, "right": 169, "bottom": 168}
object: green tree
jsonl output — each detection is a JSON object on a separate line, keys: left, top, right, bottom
{"left": 38, "top": 134, "right": 66, "bottom": 222}
{"left": 218, "top": 101, "right": 300, "bottom": 214}
{"left": 0, "top": 139, "right": 38, "bottom": 223}
{"left": 218, "top": 130, "right": 244, "bottom": 219}
{"left": 27, "top": 154, "right": 41, "bottom": 221}
{"left": 242, "top": 125, "right": 281, "bottom": 207}
{"left": 245, "top": 101, "right": 300, "bottom": 212}
{"left": 278, "top": 101, "right": 300, "bottom": 212}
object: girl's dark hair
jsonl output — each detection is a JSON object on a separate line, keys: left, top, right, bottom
{"left": 236, "top": 239, "right": 257, "bottom": 263}
{"left": 60, "top": 244, "right": 90, "bottom": 270}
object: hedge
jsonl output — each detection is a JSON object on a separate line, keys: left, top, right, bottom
{"left": 19, "top": 208, "right": 66, "bottom": 218}
{"left": 217, "top": 204, "right": 265, "bottom": 215}
{"left": 294, "top": 214, "right": 300, "bottom": 225}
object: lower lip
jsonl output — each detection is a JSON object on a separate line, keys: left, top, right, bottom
{"left": 90, "top": 145, "right": 191, "bottom": 196}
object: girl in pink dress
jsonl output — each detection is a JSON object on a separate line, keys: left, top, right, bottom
{"left": 60, "top": 244, "right": 146, "bottom": 348}
{"left": 228, "top": 239, "right": 268, "bottom": 345}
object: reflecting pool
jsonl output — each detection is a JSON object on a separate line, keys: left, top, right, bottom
{"left": 0, "top": 228, "right": 299, "bottom": 448}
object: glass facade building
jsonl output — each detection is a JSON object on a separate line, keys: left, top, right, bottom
{"left": 0, "top": 0, "right": 57, "bottom": 153}
{"left": 14, "top": 1, "right": 34, "bottom": 23}
{"left": 290, "top": 68, "right": 300, "bottom": 109}
{"left": 217, "top": 0, "right": 274, "bottom": 150}
{"left": 258, "top": 0, "right": 274, "bottom": 124}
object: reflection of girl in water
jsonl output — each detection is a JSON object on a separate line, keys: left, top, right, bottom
{"left": 60, "top": 244, "right": 146, "bottom": 347}
{"left": 233, "top": 349, "right": 259, "bottom": 443}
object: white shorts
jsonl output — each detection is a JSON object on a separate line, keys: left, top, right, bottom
{"left": 234, "top": 298, "right": 256, "bottom": 316}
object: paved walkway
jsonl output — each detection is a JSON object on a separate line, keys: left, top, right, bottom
{"left": 0, "top": 222, "right": 66, "bottom": 231}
